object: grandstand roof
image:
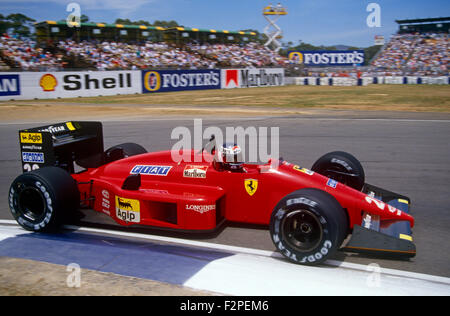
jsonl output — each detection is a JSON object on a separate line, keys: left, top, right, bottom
{"left": 35, "top": 21, "right": 256, "bottom": 36}
{"left": 395, "top": 17, "right": 450, "bottom": 24}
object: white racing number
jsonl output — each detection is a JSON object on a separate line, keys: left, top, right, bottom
{"left": 23, "top": 163, "right": 40, "bottom": 172}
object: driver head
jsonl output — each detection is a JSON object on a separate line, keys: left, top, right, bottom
{"left": 217, "top": 143, "right": 244, "bottom": 171}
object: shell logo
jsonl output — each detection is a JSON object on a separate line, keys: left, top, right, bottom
{"left": 39, "top": 74, "right": 58, "bottom": 91}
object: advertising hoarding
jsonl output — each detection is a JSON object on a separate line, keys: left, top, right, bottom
{"left": 142, "top": 69, "right": 221, "bottom": 93}
{"left": 288, "top": 50, "right": 365, "bottom": 66}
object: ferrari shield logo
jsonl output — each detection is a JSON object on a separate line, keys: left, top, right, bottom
{"left": 244, "top": 179, "right": 258, "bottom": 196}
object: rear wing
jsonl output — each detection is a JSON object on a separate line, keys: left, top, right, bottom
{"left": 19, "top": 121, "right": 104, "bottom": 174}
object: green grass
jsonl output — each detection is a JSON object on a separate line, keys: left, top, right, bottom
{"left": 4, "top": 84, "right": 450, "bottom": 112}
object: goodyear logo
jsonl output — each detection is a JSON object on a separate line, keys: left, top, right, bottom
{"left": 20, "top": 132, "right": 42, "bottom": 144}
{"left": 143, "top": 71, "right": 161, "bottom": 92}
{"left": 130, "top": 165, "right": 172, "bottom": 176}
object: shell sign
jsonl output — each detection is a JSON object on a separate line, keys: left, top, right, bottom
{"left": 39, "top": 74, "right": 58, "bottom": 91}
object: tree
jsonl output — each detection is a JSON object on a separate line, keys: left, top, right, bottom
{"left": 80, "top": 14, "right": 89, "bottom": 23}
{"left": 153, "top": 20, "right": 180, "bottom": 28}
{"left": 4, "top": 13, "right": 36, "bottom": 38}
{"left": 0, "top": 14, "right": 11, "bottom": 34}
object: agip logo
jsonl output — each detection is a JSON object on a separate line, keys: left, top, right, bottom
{"left": 143, "top": 71, "right": 161, "bottom": 92}
{"left": 39, "top": 74, "right": 58, "bottom": 91}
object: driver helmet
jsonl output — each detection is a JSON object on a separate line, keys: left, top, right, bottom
{"left": 217, "top": 143, "right": 244, "bottom": 171}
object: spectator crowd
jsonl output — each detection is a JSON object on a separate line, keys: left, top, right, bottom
{"left": 0, "top": 35, "right": 287, "bottom": 71}
{"left": 0, "top": 32, "right": 448, "bottom": 77}
{"left": 0, "top": 36, "right": 65, "bottom": 71}
{"left": 370, "top": 32, "right": 448, "bottom": 76}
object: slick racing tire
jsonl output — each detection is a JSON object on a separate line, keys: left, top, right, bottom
{"left": 104, "top": 142, "right": 147, "bottom": 163}
{"left": 8, "top": 167, "right": 80, "bottom": 232}
{"left": 311, "top": 151, "right": 365, "bottom": 191}
{"left": 270, "top": 188, "right": 348, "bottom": 265}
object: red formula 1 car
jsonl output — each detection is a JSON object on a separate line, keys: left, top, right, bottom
{"left": 9, "top": 121, "right": 416, "bottom": 265}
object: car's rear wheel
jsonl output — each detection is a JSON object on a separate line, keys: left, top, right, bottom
{"left": 8, "top": 167, "right": 79, "bottom": 232}
{"left": 311, "top": 151, "right": 365, "bottom": 191}
{"left": 270, "top": 188, "right": 348, "bottom": 265}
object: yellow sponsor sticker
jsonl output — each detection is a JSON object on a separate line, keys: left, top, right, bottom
{"left": 20, "top": 132, "right": 43, "bottom": 144}
{"left": 399, "top": 234, "right": 413, "bottom": 242}
{"left": 115, "top": 196, "right": 140, "bottom": 223}
{"left": 244, "top": 179, "right": 258, "bottom": 196}
{"left": 293, "top": 165, "right": 314, "bottom": 175}
{"left": 66, "top": 122, "right": 76, "bottom": 131}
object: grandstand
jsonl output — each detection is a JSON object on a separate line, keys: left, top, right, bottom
{"left": 369, "top": 17, "right": 449, "bottom": 76}
{"left": 0, "top": 20, "right": 280, "bottom": 71}
{"left": 396, "top": 17, "right": 450, "bottom": 34}
{"left": 0, "top": 16, "right": 448, "bottom": 77}
{"left": 296, "top": 17, "right": 449, "bottom": 78}
{"left": 34, "top": 20, "right": 257, "bottom": 45}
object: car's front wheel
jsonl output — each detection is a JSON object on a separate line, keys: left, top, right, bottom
{"left": 311, "top": 151, "right": 365, "bottom": 191}
{"left": 270, "top": 188, "right": 348, "bottom": 265}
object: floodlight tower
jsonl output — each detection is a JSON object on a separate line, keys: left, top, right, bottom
{"left": 263, "top": 2, "right": 287, "bottom": 52}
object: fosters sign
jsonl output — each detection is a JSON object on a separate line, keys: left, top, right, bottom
{"left": 142, "top": 69, "right": 221, "bottom": 93}
{"left": 288, "top": 50, "right": 365, "bottom": 66}
{"left": 222, "top": 68, "right": 284, "bottom": 89}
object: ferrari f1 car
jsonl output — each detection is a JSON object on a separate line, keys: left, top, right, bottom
{"left": 9, "top": 121, "right": 416, "bottom": 265}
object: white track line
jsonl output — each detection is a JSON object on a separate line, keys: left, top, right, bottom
{"left": 1, "top": 220, "right": 448, "bottom": 286}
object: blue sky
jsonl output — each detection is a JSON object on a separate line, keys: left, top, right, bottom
{"left": 1, "top": 0, "right": 449, "bottom": 47}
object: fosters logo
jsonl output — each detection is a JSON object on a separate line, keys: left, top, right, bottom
{"left": 288, "top": 52, "right": 304, "bottom": 64}
{"left": 143, "top": 71, "right": 161, "bottom": 92}
{"left": 142, "top": 69, "right": 221, "bottom": 93}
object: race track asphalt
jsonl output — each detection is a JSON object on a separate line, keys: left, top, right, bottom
{"left": 1, "top": 111, "right": 449, "bottom": 278}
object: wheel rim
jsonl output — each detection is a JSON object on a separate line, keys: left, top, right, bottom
{"left": 17, "top": 186, "right": 46, "bottom": 223}
{"left": 281, "top": 209, "right": 323, "bottom": 252}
